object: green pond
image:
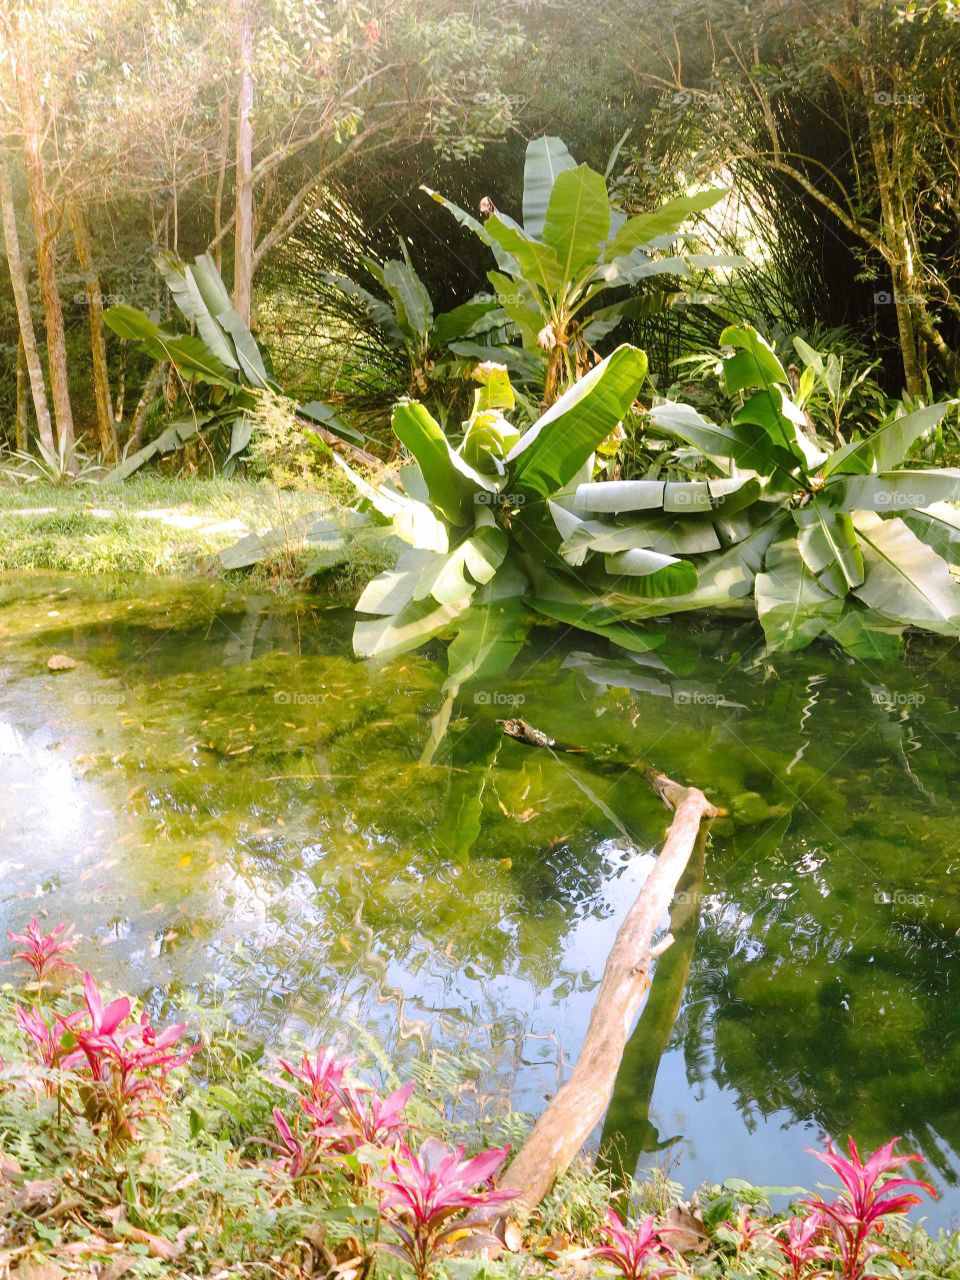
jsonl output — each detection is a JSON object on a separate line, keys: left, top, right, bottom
{"left": 3, "top": 572, "right": 960, "bottom": 1226}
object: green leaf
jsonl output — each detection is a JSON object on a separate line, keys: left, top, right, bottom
{"left": 421, "top": 186, "right": 520, "bottom": 274}
{"left": 903, "top": 501, "right": 960, "bottom": 564}
{"left": 836, "top": 469, "right": 960, "bottom": 512}
{"left": 646, "top": 400, "right": 794, "bottom": 477}
{"left": 486, "top": 270, "right": 542, "bottom": 347}
{"left": 354, "top": 596, "right": 472, "bottom": 660}
{"left": 508, "top": 345, "right": 648, "bottom": 497}
{"left": 755, "top": 539, "right": 844, "bottom": 652}
{"left": 522, "top": 136, "right": 578, "bottom": 239}
{"left": 721, "top": 325, "right": 790, "bottom": 394}
{"left": 445, "top": 588, "right": 531, "bottom": 687}
{"left": 392, "top": 401, "right": 496, "bottom": 524}
{"left": 331, "top": 452, "right": 449, "bottom": 552}
{"left": 414, "top": 524, "right": 508, "bottom": 605}
{"left": 853, "top": 511, "right": 960, "bottom": 634}
{"left": 156, "top": 254, "right": 240, "bottom": 373}
{"left": 298, "top": 400, "right": 365, "bottom": 446}
{"left": 824, "top": 606, "right": 903, "bottom": 661}
{"left": 542, "top": 165, "right": 611, "bottom": 276}
{"left": 484, "top": 215, "right": 565, "bottom": 295}
{"left": 824, "top": 402, "right": 952, "bottom": 476}
{"left": 602, "top": 190, "right": 725, "bottom": 260}
{"left": 432, "top": 299, "right": 499, "bottom": 347}
{"left": 382, "top": 259, "right": 433, "bottom": 338}
{"left": 521, "top": 563, "right": 665, "bottom": 652}
{"left": 794, "top": 499, "right": 864, "bottom": 592}
{"left": 561, "top": 512, "right": 722, "bottom": 558}
{"left": 218, "top": 310, "right": 272, "bottom": 388}
{"left": 603, "top": 549, "right": 699, "bottom": 595}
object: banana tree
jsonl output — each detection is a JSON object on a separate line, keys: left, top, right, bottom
{"left": 620, "top": 324, "right": 960, "bottom": 654}
{"left": 334, "top": 346, "right": 694, "bottom": 696}
{"left": 424, "top": 135, "right": 735, "bottom": 403}
{"left": 342, "top": 327, "right": 960, "bottom": 668}
{"left": 326, "top": 246, "right": 523, "bottom": 422}
{"left": 104, "top": 254, "right": 362, "bottom": 480}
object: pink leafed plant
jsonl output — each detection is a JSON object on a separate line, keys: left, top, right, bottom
{"left": 17, "top": 1005, "right": 64, "bottom": 1090}
{"left": 773, "top": 1210, "right": 834, "bottom": 1280}
{"left": 278, "top": 1046, "right": 353, "bottom": 1107}
{"left": 803, "top": 1137, "right": 935, "bottom": 1280}
{"left": 376, "top": 1137, "right": 515, "bottom": 1280}
{"left": 7, "top": 918, "right": 75, "bottom": 983}
{"left": 721, "top": 1204, "right": 771, "bottom": 1257}
{"left": 589, "top": 1208, "right": 678, "bottom": 1280}
{"left": 56, "top": 972, "right": 195, "bottom": 1141}
{"left": 331, "top": 1079, "right": 414, "bottom": 1151}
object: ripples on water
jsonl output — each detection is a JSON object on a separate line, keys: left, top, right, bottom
{"left": 2, "top": 572, "right": 959, "bottom": 1225}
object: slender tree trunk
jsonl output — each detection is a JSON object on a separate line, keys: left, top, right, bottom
{"left": 0, "top": 144, "right": 55, "bottom": 453}
{"left": 14, "top": 41, "right": 76, "bottom": 459}
{"left": 69, "top": 203, "right": 118, "bottom": 461}
{"left": 114, "top": 347, "right": 126, "bottom": 424}
{"left": 15, "top": 336, "right": 30, "bottom": 451}
{"left": 232, "top": 0, "right": 255, "bottom": 324}
{"left": 126, "top": 360, "right": 167, "bottom": 452}
{"left": 213, "top": 86, "right": 233, "bottom": 272}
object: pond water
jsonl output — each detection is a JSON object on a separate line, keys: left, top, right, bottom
{"left": 3, "top": 572, "right": 960, "bottom": 1227}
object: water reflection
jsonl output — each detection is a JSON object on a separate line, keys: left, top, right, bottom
{"left": 2, "top": 574, "right": 960, "bottom": 1225}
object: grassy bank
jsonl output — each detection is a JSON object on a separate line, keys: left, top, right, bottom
{"left": 1, "top": 920, "right": 958, "bottom": 1280}
{"left": 0, "top": 476, "right": 389, "bottom": 590}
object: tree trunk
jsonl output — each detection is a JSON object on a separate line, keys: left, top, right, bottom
{"left": 232, "top": 0, "right": 255, "bottom": 324}
{"left": 15, "top": 335, "right": 30, "bottom": 451}
{"left": 213, "top": 86, "right": 233, "bottom": 272}
{"left": 126, "top": 360, "right": 167, "bottom": 452}
{"left": 14, "top": 40, "right": 76, "bottom": 460}
{"left": 69, "top": 203, "right": 118, "bottom": 461}
{"left": 0, "top": 144, "right": 55, "bottom": 454}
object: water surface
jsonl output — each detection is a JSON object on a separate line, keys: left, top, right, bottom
{"left": 3, "top": 572, "right": 959, "bottom": 1226}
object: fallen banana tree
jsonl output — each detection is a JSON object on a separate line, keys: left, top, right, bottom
{"left": 495, "top": 718, "right": 721, "bottom": 1219}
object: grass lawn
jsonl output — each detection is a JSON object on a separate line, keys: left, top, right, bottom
{"left": 0, "top": 476, "right": 347, "bottom": 579}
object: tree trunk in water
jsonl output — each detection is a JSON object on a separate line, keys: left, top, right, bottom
{"left": 491, "top": 728, "right": 720, "bottom": 1218}
{"left": 0, "top": 144, "right": 55, "bottom": 454}
{"left": 598, "top": 830, "right": 706, "bottom": 1180}
{"left": 14, "top": 43, "right": 76, "bottom": 459}
{"left": 232, "top": 0, "right": 255, "bottom": 324}
{"left": 69, "top": 203, "right": 118, "bottom": 461}
{"left": 15, "top": 336, "right": 30, "bottom": 451}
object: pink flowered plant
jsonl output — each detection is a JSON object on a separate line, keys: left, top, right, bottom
{"left": 7, "top": 918, "right": 75, "bottom": 983}
{"left": 17, "top": 1005, "right": 64, "bottom": 1090}
{"left": 589, "top": 1208, "right": 678, "bottom": 1280}
{"left": 803, "top": 1137, "right": 935, "bottom": 1280}
{"left": 773, "top": 1210, "right": 833, "bottom": 1280}
{"left": 376, "top": 1137, "right": 515, "bottom": 1280}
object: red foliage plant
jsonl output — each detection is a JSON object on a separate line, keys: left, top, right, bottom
{"left": 803, "top": 1137, "right": 935, "bottom": 1280}
{"left": 7, "top": 918, "right": 75, "bottom": 983}
{"left": 589, "top": 1208, "right": 678, "bottom": 1280}
{"left": 376, "top": 1137, "right": 515, "bottom": 1280}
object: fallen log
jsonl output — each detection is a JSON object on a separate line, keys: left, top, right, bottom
{"left": 495, "top": 717, "right": 720, "bottom": 1218}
